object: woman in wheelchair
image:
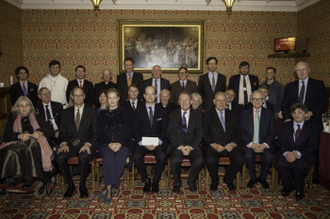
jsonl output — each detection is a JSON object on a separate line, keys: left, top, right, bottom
{"left": 0, "top": 96, "right": 54, "bottom": 191}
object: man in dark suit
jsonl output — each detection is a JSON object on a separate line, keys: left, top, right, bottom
{"left": 258, "top": 86, "right": 274, "bottom": 111}
{"left": 132, "top": 86, "right": 168, "bottom": 194}
{"left": 203, "top": 92, "right": 245, "bottom": 191}
{"left": 170, "top": 67, "right": 198, "bottom": 105}
{"left": 167, "top": 91, "right": 204, "bottom": 193}
{"left": 225, "top": 89, "right": 239, "bottom": 115}
{"left": 117, "top": 57, "right": 144, "bottom": 105}
{"left": 66, "top": 65, "right": 94, "bottom": 106}
{"left": 157, "top": 89, "right": 179, "bottom": 115}
{"left": 94, "top": 69, "right": 117, "bottom": 107}
{"left": 281, "top": 61, "right": 329, "bottom": 183}
{"left": 241, "top": 90, "right": 277, "bottom": 189}
{"left": 143, "top": 65, "right": 171, "bottom": 104}
{"left": 228, "top": 61, "right": 259, "bottom": 115}
{"left": 275, "top": 103, "right": 318, "bottom": 201}
{"left": 198, "top": 57, "right": 226, "bottom": 111}
{"left": 10, "top": 66, "right": 38, "bottom": 106}
{"left": 37, "top": 87, "right": 62, "bottom": 142}
{"left": 57, "top": 87, "right": 98, "bottom": 198}
{"left": 122, "top": 84, "right": 144, "bottom": 115}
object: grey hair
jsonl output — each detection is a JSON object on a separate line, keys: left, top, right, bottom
{"left": 191, "top": 93, "right": 203, "bottom": 104}
{"left": 12, "top": 96, "right": 37, "bottom": 116}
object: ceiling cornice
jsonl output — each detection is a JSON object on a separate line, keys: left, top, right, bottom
{"left": 4, "top": 0, "right": 319, "bottom": 12}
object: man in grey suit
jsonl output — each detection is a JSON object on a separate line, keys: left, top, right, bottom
{"left": 170, "top": 67, "right": 198, "bottom": 105}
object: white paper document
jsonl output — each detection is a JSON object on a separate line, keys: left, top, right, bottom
{"left": 141, "top": 137, "right": 159, "bottom": 146}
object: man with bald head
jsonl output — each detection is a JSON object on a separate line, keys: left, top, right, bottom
{"left": 202, "top": 92, "right": 245, "bottom": 191}
{"left": 143, "top": 65, "right": 171, "bottom": 103}
{"left": 282, "top": 61, "right": 329, "bottom": 183}
{"left": 94, "top": 69, "right": 117, "bottom": 107}
{"left": 157, "top": 89, "right": 179, "bottom": 115}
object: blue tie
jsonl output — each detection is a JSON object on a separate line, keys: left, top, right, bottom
{"left": 220, "top": 111, "right": 226, "bottom": 132}
{"left": 149, "top": 107, "right": 153, "bottom": 127}
{"left": 182, "top": 112, "right": 187, "bottom": 134}
{"left": 22, "top": 82, "right": 27, "bottom": 96}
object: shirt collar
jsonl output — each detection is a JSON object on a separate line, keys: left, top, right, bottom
{"left": 299, "top": 77, "right": 309, "bottom": 84}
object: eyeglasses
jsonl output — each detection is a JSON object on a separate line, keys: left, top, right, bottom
{"left": 296, "top": 68, "right": 308, "bottom": 73}
{"left": 252, "top": 98, "right": 263, "bottom": 101}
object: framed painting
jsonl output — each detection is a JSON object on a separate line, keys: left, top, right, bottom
{"left": 118, "top": 20, "right": 205, "bottom": 74}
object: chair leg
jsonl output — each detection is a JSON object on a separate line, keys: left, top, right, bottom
{"left": 131, "top": 163, "right": 135, "bottom": 189}
{"left": 160, "top": 168, "right": 163, "bottom": 190}
{"left": 242, "top": 163, "right": 246, "bottom": 186}
{"left": 91, "top": 163, "right": 95, "bottom": 190}
{"left": 271, "top": 165, "right": 275, "bottom": 187}
{"left": 96, "top": 163, "right": 100, "bottom": 190}
{"left": 205, "top": 166, "right": 209, "bottom": 189}
{"left": 308, "top": 169, "right": 313, "bottom": 198}
{"left": 198, "top": 171, "right": 201, "bottom": 191}
{"left": 275, "top": 169, "right": 279, "bottom": 193}
{"left": 126, "top": 166, "right": 130, "bottom": 190}
{"left": 168, "top": 162, "right": 171, "bottom": 190}
{"left": 236, "top": 171, "right": 240, "bottom": 190}
{"left": 61, "top": 175, "right": 65, "bottom": 191}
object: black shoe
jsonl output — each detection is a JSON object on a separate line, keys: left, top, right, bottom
{"left": 173, "top": 186, "right": 180, "bottom": 194}
{"left": 152, "top": 182, "right": 159, "bottom": 193}
{"left": 210, "top": 184, "right": 218, "bottom": 192}
{"left": 64, "top": 184, "right": 76, "bottom": 198}
{"left": 9, "top": 177, "right": 24, "bottom": 188}
{"left": 259, "top": 179, "right": 270, "bottom": 189}
{"left": 247, "top": 179, "right": 256, "bottom": 189}
{"left": 188, "top": 182, "right": 197, "bottom": 193}
{"left": 281, "top": 185, "right": 294, "bottom": 196}
{"left": 22, "top": 178, "right": 36, "bottom": 189}
{"left": 296, "top": 190, "right": 304, "bottom": 201}
{"left": 79, "top": 184, "right": 89, "bottom": 198}
{"left": 224, "top": 180, "right": 236, "bottom": 191}
{"left": 143, "top": 178, "right": 151, "bottom": 193}
{"left": 312, "top": 178, "right": 319, "bottom": 184}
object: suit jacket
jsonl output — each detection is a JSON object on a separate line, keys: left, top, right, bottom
{"left": 122, "top": 99, "right": 145, "bottom": 115}
{"left": 277, "top": 121, "right": 318, "bottom": 165}
{"left": 281, "top": 78, "right": 329, "bottom": 132}
{"left": 117, "top": 71, "right": 144, "bottom": 104}
{"left": 167, "top": 108, "right": 203, "bottom": 153}
{"left": 10, "top": 81, "right": 38, "bottom": 106}
{"left": 36, "top": 101, "right": 63, "bottom": 131}
{"left": 228, "top": 74, "right": 259, "bottom": 106}
{"left": 66, "top": 79, "right": 94, "bottom": 106}
{"left": 156, "top": 102, "right": 179, "bottom": 116}
{"left": 202, "top": 108, "right": 242, "bottom": 150}
{"left": 59, "top": 105, "right": 98, "bottom": 149}
{"left": 143, "top": 77, "right": 171, "bottom": 93}
{"left": 133, "top": 104, "right": 168, "bottom": 147}
{"left": 198, "top": 73, "right": 226, "bottom": 111}
{"left": 94, "top": 81, "right": 117, "bottom": 107}
{"left": 170, "top": 80, "right": 198, "bottom": 105}
{"left": 240, "top": 107, "right": 277, "bottom": 152}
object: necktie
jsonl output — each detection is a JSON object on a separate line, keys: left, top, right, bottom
{"left": 243, "top": 76, "right": 248, "bottom": 105}
{"left": 182, "top": 81, "right": 185, "bottom": 90}
{"left": 295, "top": 124, "right": 301, "bottom": 142}
{"left": 226, "top": 104, "right": 230, "bottom": 109}
{"left": 132, "top": 101, "right": 136, "bottom": 112}
{"left": 253, "top": 110, "right": 260, "bottom": 144}
{"left": 298, "top": 81, "right": 305, "bottom": 103}
{"left": 212, "top": 73, "right": 216, "bottom": 92}
{"left": 45, "top": 105, "right": 52, "bottom": 122}
{"left": 75, "top": 109, "right": 81, "bottom": 131}
{"left": 127, "top": 73, "right": 132, "bottom": 87}
{"left": 220, "top": 111, "right": 226, "bottom": 132}
{"left": 155, "top": 79, "right": 158, "bottom": 103}
{"left": 182, "top": 112, "right": 187, "bottom": 134}
{"left": 79, "top": 80, "right": 83, "bottom": 88}
{"left": 149, "top": 107, "right": 153, "bottom": 127}
{"left": 22, "top": 82, "right": 27, "bottom": 96}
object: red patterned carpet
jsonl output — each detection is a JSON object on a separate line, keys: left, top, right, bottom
{"left": 1, "top": 169, "right": 330, "bottom": 219}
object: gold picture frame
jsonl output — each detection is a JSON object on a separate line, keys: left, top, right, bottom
{"left": 118, "top": 20, "right": 205, "bottom": 74}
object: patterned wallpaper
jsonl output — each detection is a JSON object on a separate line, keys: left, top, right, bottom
{"left": 297, "top": 0, "right": 330, "bottom": 86}
{"left": 0, "top": 0, "right": 23, "bottom": 86}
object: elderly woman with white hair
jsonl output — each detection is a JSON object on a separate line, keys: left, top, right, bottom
{"left": 191, "top": 93, "right": 203, "bottom": 112}
{"left": 0, "top": 96, "right": 54, "bottom": 189}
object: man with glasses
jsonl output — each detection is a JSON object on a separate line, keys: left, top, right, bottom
{"left": 170, "top": 67, "right": 197, "bottom": 105}
{"left": 282, "top": 61, "right": 329, "bottom": 184}
{"left": 241, "top": 90, "right": 277, "bottom": 189}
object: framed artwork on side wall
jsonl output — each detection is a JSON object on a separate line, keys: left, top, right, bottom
{"left": 118, "top": 20, "right": 205, "bottom": 74}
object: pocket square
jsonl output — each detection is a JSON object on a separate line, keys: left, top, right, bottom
{"left": 157, "top": 118, "right": 162, "bottom": 121}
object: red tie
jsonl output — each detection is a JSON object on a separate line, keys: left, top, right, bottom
{"left": 79, "top": 80, "right": 83, "bottom": 88}
{"left": 295, "top": 124, "right": 301, "bottom": 142}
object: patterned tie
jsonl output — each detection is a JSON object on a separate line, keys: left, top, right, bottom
{"left": 155, "top": 79, "right": 158, "bottom": 103}
{"left": 243, "top": 76, "right": 248, "bottom": 105}
{"left": 127, "top": 73, "right": 132, "bottom": 87}
{"left": 253, "top": 110, "right": 260, "bottom": 144}
{"left": 212, "top": 73, "right": 216, "bottom": 92}
{"left": 149, "top": 107, "right": 153, "bottom": 128}
{"left": 75, "top": 109, "right": 81, "bottom": 131}
{"left": 298, "top": 81, "right": 305, "bottom": 103}
{"left": 79, "top": 80, "right": 83, "bottom": 88}
{"left": 22, "top": 82, "right": 27, "bottom": 96}
{"left": 132, "top": 101, "right": 136, "bottom": 112}
{"left": 45, "top": 105, "right": 52, "bottom": 122}
{"left": 182, "top": 81, "right": 185, "bottom": 90}
{"left": 182, "top": 112, "right": 187, "bottom": 134}
{"left": 295, "top": 124, "right": 301, "bottom": 142}
{"left": 220, "top": 111, "right": 226, "bottom": 132}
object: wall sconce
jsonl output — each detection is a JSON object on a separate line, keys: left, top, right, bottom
{"left": 91, "top": 0, "right": 102, "bottom": 17}
{"left": 222, "top": 0, "right": 236, "bottom": 17}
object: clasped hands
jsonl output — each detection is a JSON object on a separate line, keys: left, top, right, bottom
{"left": 212, "top": 143, "right": 235, "bottom": 153}
{"left": 144, "top": 145, "right": 157, "bottom": 151}
{"left": 18, "top": 131, "right": 43, "bottom": 141}
{"left": 251, "top": 143, "right": 266, "bottom": 153}
{"left": 109, "top": 142, "right": 122, "bottom": 152}
{"left": 57, "top": 143, "right": 91, "bottom": 154}
{"left": 180, "top": 146, "right": 193, "bottom": 156}
{"left": 286, "top": 151, "right": 298, "bottom": 163}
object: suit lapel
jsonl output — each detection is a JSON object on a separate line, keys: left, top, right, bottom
{"left": 211, "top": 108, "right": 224, "bottom": 132}
{"left": 215, "top": 73, "right": 223, "bottom": 92}
{"left": 248, "top": 109, "right": 254, "bottom": 138}
{"left": 305, "top": 79, "right": 313, "bottom": 105}
{"left": 132, "top": 71, "right": 139, "bottom": 85}
{"left": 292, "top": 80, "right": 299, "bottom": 102}
{"left": 71, "top": 107, "right": 78, "bottom": 134}
{"left": 143, "top": 105, "right": 152, "bottom": 128}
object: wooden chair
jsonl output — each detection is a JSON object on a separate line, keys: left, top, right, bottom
{"left": 60, "top": 156, "right": 96, "bottom": 191}
{"left": 274, "top": 165, "right": 314, "bottom": 197}
{"left": 241, "top": 154, "right": 275, "bottom": 187}
{"left": 167, "top": 157, "right": 202, "bottom": 191}
{"left": 94, "top": 156, "right": 131, "bottom": 190}
{"left": 131, "top": 153, "right": 165, "bottom": 189}
{"left": 205, "top": 156, "right": 240, "bottom": 190}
